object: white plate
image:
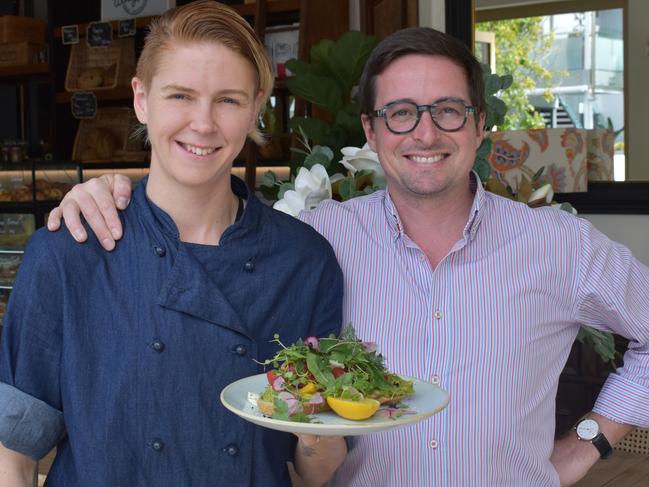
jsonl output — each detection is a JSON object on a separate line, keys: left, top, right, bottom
{"left": 220, "top": 373, "right": 449, "bottom": 436}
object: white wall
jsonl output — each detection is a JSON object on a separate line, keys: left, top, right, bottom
{"left": 419, "top": 0, "right": 445, "bottom": 31}
{"left": 475, "top": 0, "right": 649, "bottom": 180}
{"left": 584, "top": 214, "right": 649, "bottom": 266}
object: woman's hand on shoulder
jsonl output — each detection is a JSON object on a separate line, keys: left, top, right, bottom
{"left": 46, "top": 174, "right": 133, "bottom": 251}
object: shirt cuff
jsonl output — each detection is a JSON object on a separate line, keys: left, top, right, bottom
{"left": 593, "top": 373, "right": 649, "bottom": 429}
{"left": 0, "top": 382, "right": 65, "bottom": 460}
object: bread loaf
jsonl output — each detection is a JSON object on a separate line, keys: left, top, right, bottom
{"left": 77, "top": 67, "right": 105, "bottom": 89}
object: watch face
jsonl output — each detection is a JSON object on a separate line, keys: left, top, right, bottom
{"left": 576, "top": 419, "right": 599, "bottom": 441}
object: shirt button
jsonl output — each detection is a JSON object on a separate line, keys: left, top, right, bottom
{"left": 434, "top": 309, "right": 442, "bottom": 320}
{"left": 418, "top": 254, "right": 426, "bottom": 262}
{"left": 151, "top": 438, "right": 165, "bottom": 451}
{"left": 431, "top": 375, "right": 440, "bottom": 385}
{"left": 244, "top": 261, "right": 254, "bottom": 272}
{"left": 224, "top": 444, "right": 239, "bottom": 456}
{"left": 153, "top": 245, "right": 166, "bottom": 257}
{"left": 429, "top": 439, "right": 438, "bottom": 449}
{"left": 151, "top": 339, "right": 165, "bottom": 353}
{"left": 232, "top": 344, "right": 247, "bottom": 356}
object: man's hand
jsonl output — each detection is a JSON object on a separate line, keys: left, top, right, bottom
{"left": 551, "top": 433, "right": 600, "bottom": 486}
{"left": 291, "top": 434, "right": 346, "bottom": 487}
{"left": 551, "top": 412, "right": 633, "bottom": 486}
{"left": 46, "top": 174, "right": 134, "bottom": 251}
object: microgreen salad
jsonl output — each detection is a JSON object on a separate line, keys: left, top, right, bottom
{"left": 254, "top": 326, "right": 415, "bottom": 422}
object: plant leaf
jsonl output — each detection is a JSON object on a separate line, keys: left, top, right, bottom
{"left": 485, "top": 75, "right": 502, "bottom": 97}
{"left": 285, "top": 58, "right": 329, "bottom": 78}
{"left": 289, "top": 117, "right": 331, "bottom": 145}
{"left": 310, "top": 39, "right": 335, "bottom": 68}
{"left": 327, "top": 31, "right": 378, "bottom": 94}
{"left": 532, "top": 166, "right": 546, "bottom": 182}
{"left": 260, "top": 170, "right": 278, "bottom": 188}
{"left": 473, "top": 158, "right": 492, "bottom": 183}
{"left": 485, "top": 176, "right": 510, "bottom": 197}
{"left": 303, "top": 151, "right": 332, "bottom": 170}
{"left": 306, "top": 351, "right": 334, "bottom": 388}
{"left": 500, "top": 74, "right": 514, "bottom": 90}
{"left": 286, "top": 73, "right": 344, "bottom": 114}
{"left": 338, "top": 176, "right": 357, "bottom": 201}
{"left": 517, "top": 176, "right": 533, "bottom": 202}
{"left": 277, "top": 182, "right": 294, "bottom": 200}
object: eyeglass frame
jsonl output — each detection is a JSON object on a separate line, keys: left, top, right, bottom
{"left": 369, "top": 97, "right": 477, "bottom": 135}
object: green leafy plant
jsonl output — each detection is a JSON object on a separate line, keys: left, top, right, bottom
{"left": 285, "top": 31, "right": 378, "bottom": 164}
{"left": 473, "top": 64, "right": 513, "bottom": 182}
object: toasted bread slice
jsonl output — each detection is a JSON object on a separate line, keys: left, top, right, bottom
{"left": 257, "top": 398, "right": 276, "bottom": 417}
{"left": 371, "top": 392, "right": 411, "bottom": 406}
{"left": 257, "top": 397, "right": 330, "bottom": 417}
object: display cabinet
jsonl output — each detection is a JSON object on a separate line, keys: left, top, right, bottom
{"left": 0, "top": 212, "right": 31, "bottom": 327}
{"left": 0, "top": 161, "right": 81, "bottom": 329}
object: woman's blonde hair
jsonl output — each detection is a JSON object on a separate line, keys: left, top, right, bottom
{"left": 136, "top": 0, "right": 273, "bottom": 144}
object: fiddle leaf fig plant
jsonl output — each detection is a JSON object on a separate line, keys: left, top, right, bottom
{"left": 285, "top": 31, "right": 378, "bottom": 162}
{"left": 473, "top": 63, "right": 513, "bottom": 182}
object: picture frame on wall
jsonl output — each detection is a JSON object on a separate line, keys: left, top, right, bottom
{"left": 101, "top": 0, "right": 176, "bottom": 22}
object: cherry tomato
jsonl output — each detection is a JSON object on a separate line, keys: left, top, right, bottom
{"left": 332, "top": 367, "right": 346, "bottom": 378}
{"left": 266, "top": 370, "right": 278, "bottom": 385}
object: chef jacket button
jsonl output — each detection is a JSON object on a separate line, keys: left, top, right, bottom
{"left": 151, "top": 339, "right": 165, "bottom": 353}
{"left": 150, "top": 438, "right": 165, "bottom": 451}
{"left": 232, "top": 344, "right": 247, "bottom": 356}
{"left": 244, "top": 260, "right": 254, "bottom": 272}
{"left": 153, "top": 245, "right": 166, "bottom": 257}
{"left": 224, "top": 444, "right": 239, "bottom": 456}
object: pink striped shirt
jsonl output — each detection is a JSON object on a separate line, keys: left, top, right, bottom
{"left": 299, "top": 180, "right": 649, "bottom": 486}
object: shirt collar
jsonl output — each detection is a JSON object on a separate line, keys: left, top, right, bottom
{"left": 463, "top": 171, "right": 487, "bottom": 242}
{"left": 381, "top": 171, "right": 487, "bottom": 243}
{"left": 132, "top": 175, "right": 260, "bottom": 242}
{"left": 382, "top": 189, "right": 405, "bottom": 242}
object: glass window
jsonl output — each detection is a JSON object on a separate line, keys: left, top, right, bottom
{"left": 476, "top": 7, "right": 625, "bottom": 180}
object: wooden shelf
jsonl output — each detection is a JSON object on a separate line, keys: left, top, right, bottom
{"left": 0, "top": 63, "right": 49, "bottom": 78}
{"left": 52, "top": 1, "right": 301, "bottom": 39}
{"left": 232, "top": 0, "right": 300, "bottom": 16}
{"left": 55, "top": 86, "right": 132, "bottom": 104}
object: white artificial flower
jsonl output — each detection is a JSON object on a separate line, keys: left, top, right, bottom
{"left": 339, "top": 144, "right": 386, "bottom": 187}
{"left": 273, "top": 164, "right": 332, "bottom": 217}
{"left": 551, "top": 202, "right": 578, "bottom": 215}
{"left": 528, "top": 183, "right": 554, "bottom": 205}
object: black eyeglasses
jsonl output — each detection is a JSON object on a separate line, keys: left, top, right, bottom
{"left": 370, "top": 97, "right": 476, "bottom": 134}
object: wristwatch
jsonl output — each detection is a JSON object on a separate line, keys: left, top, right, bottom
{"left": 574, "top": 418, "right": 613, "bottom": 459}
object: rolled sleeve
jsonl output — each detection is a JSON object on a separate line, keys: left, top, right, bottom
{"left": 575, "top": 218, "right": 649, "bottom": 428}
{"left": 593, "top": 374, "right": 649, "bottom": 429}
{"left": 0, "top": 382, "right": 65, "bottom": 460}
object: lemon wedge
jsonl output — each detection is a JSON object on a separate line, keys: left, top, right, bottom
{"left": 326, "top": 396, "right": 381, "bottom": 420}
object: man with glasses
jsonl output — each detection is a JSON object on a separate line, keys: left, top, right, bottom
{"left": 45, "top": 27, "right": 649, "bottom": 486}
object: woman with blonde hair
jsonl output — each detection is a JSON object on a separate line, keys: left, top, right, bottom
{"left": 0, "top": 2, "right": 346, "bottom": 485}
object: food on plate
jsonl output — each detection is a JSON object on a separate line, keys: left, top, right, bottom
{"left": 256, "top": 326, "right": 414, "bottom": 422}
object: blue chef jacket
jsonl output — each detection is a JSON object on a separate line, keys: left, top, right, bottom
{"left": 0, "top": 176, "right": 343, "bottom": 486}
